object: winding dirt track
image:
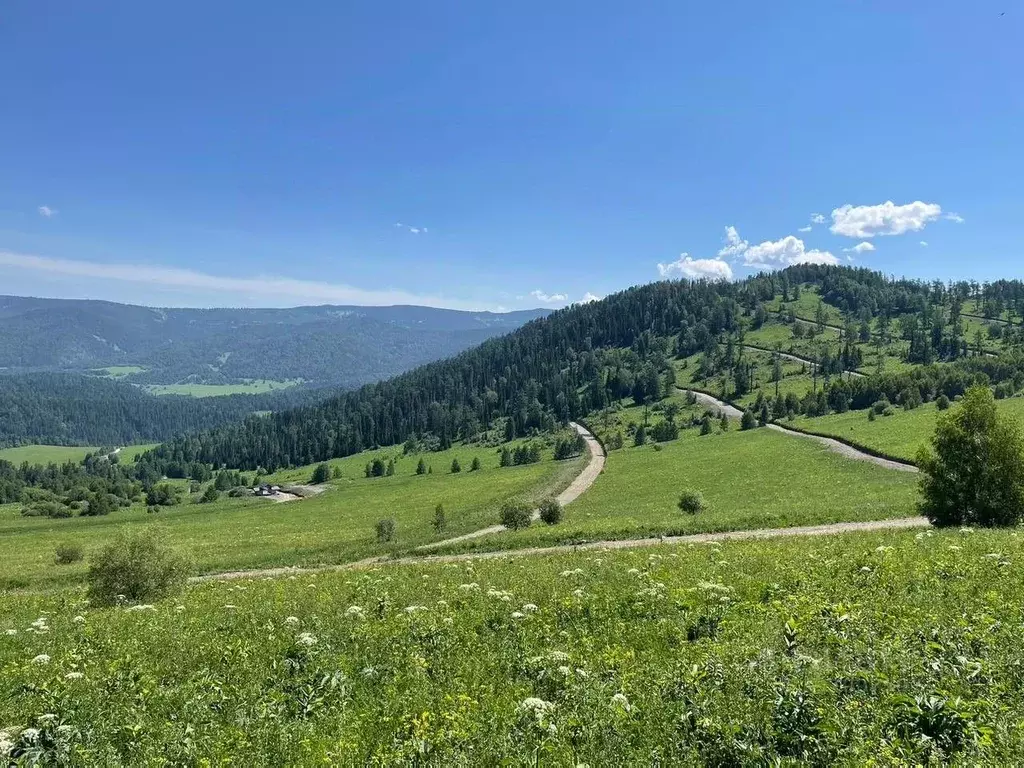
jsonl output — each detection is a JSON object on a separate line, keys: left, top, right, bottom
{"left": 681, "top": 389, "right": 918, "bottom": 472}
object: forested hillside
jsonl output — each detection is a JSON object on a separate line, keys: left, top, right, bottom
{"left": 0, "top": 372, "right": 333, "bottom": 448}
{"left": 141, "top": 265, "right": 1024, "bottom": 472}
{"left": 0, "top": 296, "right": 546, "bottom": 387}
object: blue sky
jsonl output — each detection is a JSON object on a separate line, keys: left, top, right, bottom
{"left": 1, "top": 1, "right": 1020, "bottom": 310}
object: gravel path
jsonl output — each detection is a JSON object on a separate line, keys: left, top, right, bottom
{"left": 681, "top": 389, "right": 917, "bottom": 472}
{"left": 196, "top": 516, "right": 929, "bottom": 580}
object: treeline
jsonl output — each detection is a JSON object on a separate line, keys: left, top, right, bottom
{"left": 0, "top": 372, "right": 333, "bottom": 448}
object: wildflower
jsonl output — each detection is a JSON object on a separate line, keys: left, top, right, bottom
{"left": 30, "top": 618, "right": 49, "bottom": 633}
{"left": 547, "top": 651, "right": 570, "bottom": 662}
{"left": 284, "top": 616, "right": 300, "bottom": 627}
{"left": 486, "top": 588, "right": 513, "bottom": 602}
{"left": 511, "top": 611, "right": 526, "bottom": 619}
{"left": 20, "top": 727, "right": 40, "bottom": 743}
{"left": 458, "top": 582, "right": 480, "bottom": 591}
{"left": 125, "top": 604, "right": 156, "bottom": 612}
{"left": 572, "top": 588, "right": 585, "bottom": 598}
{"left": 361, "top": 666, "right": 377, "bottom": 678}
{"left": 175, "top": 605, "right": 186, "bottom": 613}
{"left": 222, "top": 604, "right": 237, "bottom": 610}
{"left": 296, "top": 632, "right": 318, "bottom": 647}
{"left": 38, "top": 714, "right": 57, "bottom": 725}
{"left": 948, "top": 545, "right": 962, "bottom": 551}
{"left": 345, "top": 605, "right": 364, "bottom": 618}
{"left": 64, "top": 671, "right": 85, "bottom": 680}
{"left": 559, "top": 568, "right": 583, "bottom": 577}
{"left": 404, "top": 605, "right": 428, "bottom": 614}
{"left": 558, "top": 665, "right": 571, "bottom": 676}
{"left": 31, "top": 654, "right": 51, "bottom": 665}
{"left": 627, "top": 568, "right": 641, "bottom": 575}
{"left": 307, "top": 584, "right": 316, "bottom": 589}
{"left": 611, "top": 692, "right": 632, "bottom": 712}
{"left": 4, "top": 629, "right": 16, "bottom": 636}
{"left": 522, "top": 603, "right": 539, "bottom": 613}
{"left": 519, "top": 697, "right": 555, "bottom": 716}
{"left": 575, "top": 668, "right": 588, "bottom": 678}
{"left": 72, "top": 615, "right": 85, "bottom": 624}
{"left": 436, "top": 599, "right": 448, "bottom": 607}
{"left": 0, "top": 731, "right": 13, "bottom": 757}
{"left": 859, "top": 566, "right": 872, "bottom": 573}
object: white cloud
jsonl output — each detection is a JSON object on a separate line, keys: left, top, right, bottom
{"left": 743, "top": 235, "right": 839, "bottom": 268}
{"left": 944, "top": 212, "right": 965, "bottom": 223}
{"left": 843, "top": 241, "right": 876, "bottom": 254}
{"left": 810, "top": 213, "right": 826, "bottom": 225}
{"left": 529, "top": 289, "right": 569, "bottom": 304}
{"left": 717, "top": 225, "right": 749, "bottom": 258}
{"left": 38, "top": 206, "right": 57, "bottom": 218}
{"left": 394, "top": 222, "right": 427, "bottom": 234}
{"left": 830, "top": 200, "right": 942, "bottom": 238}
{"left": 919, "top": 240, "right": 928, "bottom": 247}
{"left": 0, "top": 250, "right": 494, "bottom": 310}
{"left": 658, "top": 254, "right": 733, "bottom": 281}
{"left": 797, "top": 225, "right": 812, "bottom": 232}
{"left": 580, "top": 292, "right": 601, "bottom": 303}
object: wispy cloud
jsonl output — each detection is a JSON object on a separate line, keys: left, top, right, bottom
{"left": 717, "top": 225, "right": 749, "bottom": 258}
{"left": 529, "top": 289, "right": 569, "bottom": 304}
{"left": 38, "top": 205, "right": 57, "bottom": 218}
{"left": 944, "top": 212, "right": 965, "bottom": 223}
{"left": 810, "top": 213, "right": 826, "bottom": 225}
{"left": 580, "top": 292, "right": 601, "bottom": 303}
{"left": 797, "top": 225, "right": 812, "bottom": 232}
{"left": 394, "top": 222, "right": 427, "bottom": 234}
{"left": 842, "top": 241, "right": 876, "bottom": 254}
{"left": 0, "top": 250, "right": 493, "bottom": 310}
{"left": 919, "top": 241, "right": 929, "bottom": 247}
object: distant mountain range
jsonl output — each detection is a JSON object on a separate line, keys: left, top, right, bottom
{"left": 0, "top": 295, "right": 548, "bottom": 389}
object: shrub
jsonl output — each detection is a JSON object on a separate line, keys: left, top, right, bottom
{"left": 86, "top": 530, "right": 191, "bottom": 607}
{"left": 678, "top": 490, "right": 707, "bottom": 515}
{"left": 872, "top": 399, "right": 891, "bottom": 415}
{"left": 700, "top": 415, "right": 714, "bottom": 436}
{"left": 499, "top": 501, "right": 533, "bottom": 531}
{"left": 918, "top": 386, "right": 1024, "bottom": 527}
{"left": 538, "top": 498, "right": 563, "bottom": 525}
{"left": 741, "top": 409, "right": 758, "bottom": 430}
{"left": 310, "top": 462, "right": 331, "bottom": 484}
{"left": 432, "top": 503, "right": 446, "bottom": 533}
{"left": 375, "top": 518, "right": 397, "bottom": 543}
{"left": 471, "top": 456, "right": 481, "bottom": 471}
{"left": 451, "top": 458, "right": 461, "bottom": 474}
{"left": 416, "top": 458, "right": 427, "bottom": 475}
{"left": 868, "top": 408, "right": 876, "bottom": 422}
{"left": 199, "top": 485, "right": 220, "bottom": 504}
{"left": 54, "top": 542, "right": 84, "bottom": 565}
{"left": 936, "top": 394, "right": 951, "bottom": 410}
{"left": 633, "top": 426, "right": 647, "bottom": 446}
{"left": 331, "top": 465, "right": 343, "bottom": 479}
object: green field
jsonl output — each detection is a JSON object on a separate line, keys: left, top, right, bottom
{"left": 439, "top": 408, "right": 918, "bottom": 555}
{"left": 0, "top": 440, "right": 582, "bottom": 589}
{"left": 0, "top": 445, "right": 100, "bottom": 465}
{"left": 116, "top": 444, "right": 160, "bottom": 462}
{"left": 92, "top": 365, "right": 147, "bottom": 378}
{"left": 142, "top": 379, "right": 302, "bottom": 397}
{"left": 2, "top": 526, "right": 1021, "bottom": 763}
{"left": 798, "top": 396, "right": 1024, "bottom": 462}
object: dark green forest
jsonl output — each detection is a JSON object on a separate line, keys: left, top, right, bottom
{"left": 140, "top": 265, "right": 1024, "bottom": 473}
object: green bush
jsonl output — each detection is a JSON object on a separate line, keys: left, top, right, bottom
{"left": 311, "top": 462, "right": 331, "bottom": 484}
{"left": 432, "top": 503, "right": 446, "bottom": 533}
{"left": 54, "top": 542, "right": 84, "bottom": 565}
{"left": 499, "top": 501, "right": 533, "bottom": 531}
{"left": 678, "top": 489, "right": 707, "bottom": 515}
{"left": 375, "top": 518, "right": 397, "bottom": 543}
{"left": 538, "top": 498, "right": 563, "bottom": 525}
{"left": 918, "top": 386, "right": 1024, "bottom": 527}
{"left": 936, "top": 394, "right": 951, "bottom": 410}
{"left": 86, "top": 530, "right": 191, "bottom": 607}
{"left": 741, "top": 409, "right": 757, "bottom": 430}
{"left": 451, "top": 458, "right": 461, "bottom": 474}
{"left": 199, "top": 485, "right": 220, "bottom": 504}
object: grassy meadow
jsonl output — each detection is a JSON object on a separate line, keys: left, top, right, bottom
{"left": 142, "top": 379, "right": 302, "bottom": 397}
{"left": 91, "top": 365, "right": 147, "bottom": 378}
{"left": 796, "top": 396, "right": 1024, "bottom": 462}
{"left": 2, "top": 527, "right": 1022, "bottom": 763}
{"left": 0, "top": 440, "right": 582, "bottom": 590}
{"left": 0, "top": 445, "right": 101, "bottom": 465}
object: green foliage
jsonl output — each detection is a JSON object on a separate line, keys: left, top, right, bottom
{"left": 936, "top": 393, "right": 951, "bottom": 410}
{"left": 554, "top": 433, "right": 586, "bottom": 459}
{"left": 431, "top": 504, "right": 446, "bottom": 533}
{"left": 678, "top": 489, "right": 706, "bottom": 515}
{"left": 633, "top": 425, "right": 647, "bottom": 446}
{"left": 375, "top": 518, "right": 397, "bottom": 544}
{"left": 86, "top": 529, "right": 191, "bottom": 607}
{"left": 470, "top": 456, "right": 481, "bottom": 471}
{"left": 918, "top": 386, "right": 1024, "bottom": 527}
{"left": 416, "top": 457, "right": 427, "bottom": 475}
{"left": 700, "top": 415, "right": 714, "bottom": 436}
{"left": 499, "top": 501, "right": 533, "bottom": 531}
{"left": 740, "top": 409, "right": 757, "bottom": 430}
{"left": 450, "top": 458, "right": 461, "bottom": 474}
{"left": 53, "top": 542, "right": 83, "bottom": 565}
{"left": 146, "top": 483, "right": 181, "bottom": 507}
{"left": 199, "top": 485, "right": 220, "bottom": 504}
{"left": 538, "top": 498, "right": 563, "bottom": 525}
{"left": 310, "top": 463, "right": 331, "bottom": 484}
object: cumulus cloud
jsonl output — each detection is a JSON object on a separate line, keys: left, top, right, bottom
{"left": 580, "top": 292, "right": 601, "bottom": 303}
{"left": 394, "top": 222, "right": 427, "bottom": 234}
{"left": 743, "top": 235, "right": 839, "bottom": 268}
{"left": 658, "top": 254, "right": 733, "bottom": 281}
{"left": 810, "top": 213, "right": 826, "bottom": 225}
{"left": 830, "top": 200, "right": 942, "bottom": 238}
{"left": 843, "top": 241, "right": 876, "bottom": 254}
{"left": 919, "top": 241, "right": 929, "bottom": 247}
{"left": 944, "top": 212, "right": 965, "bottom": 223}
{"left": 0, "top": 250, "right": 493, "bottom": 310}
{"left": 38, "top": 206, "right": 57, "bottom": 218}
{"left": 529, "top": 289, "right": 569, "bottom": 304}
{"left": 797, "top": 225, "right": 812, "bottom": 232}
{"left": 717, "top": 225, "right": 749, "bottom": 258}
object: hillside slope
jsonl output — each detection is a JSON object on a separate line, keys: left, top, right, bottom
{"left": 0, "top": 296, "right": 547, "bottom": 388}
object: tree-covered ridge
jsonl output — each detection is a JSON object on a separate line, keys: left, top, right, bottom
{"left": 0, "top": 296, "right": 547, "bottom": 387}
{"left": 0, "top": 372, "right": 334, "bottom": 448}
{"left": 141, "top": 265, "right": 1024, "bottom": 474}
